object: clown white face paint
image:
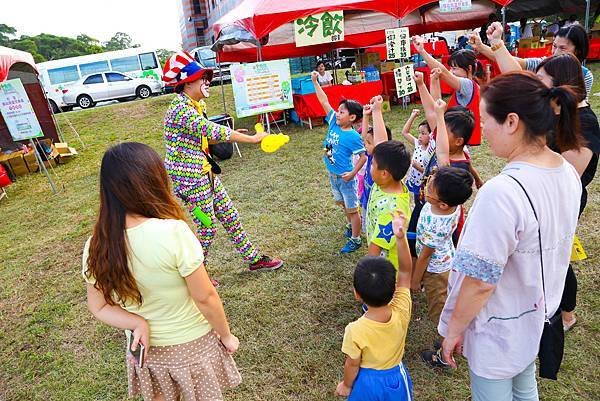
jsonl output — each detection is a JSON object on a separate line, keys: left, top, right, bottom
{"left": 201, "top": 81, "right": 210, "bottom": 98}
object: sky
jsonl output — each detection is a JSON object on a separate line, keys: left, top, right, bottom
{"left": 3, "top": 0, "right": 183, "bottom": 50}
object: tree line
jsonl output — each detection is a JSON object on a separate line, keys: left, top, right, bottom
{"left": 0, "top": 23, "right": 174, "bottom": 66}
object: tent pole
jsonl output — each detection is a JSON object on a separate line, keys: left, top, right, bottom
{"left": 30, "top": 138, "right": 57, "bottom": 194}
{"left": 501, "top": 7, "right": 506, "bottom": 41}
{"left": 218, "top": 58, "right": 227, "bottom": 113}
{"left": 585, "top": 0, "right": 591, "bottom": 31}
{"left": 257, "top": 40, "right": 271, "bottom": 133}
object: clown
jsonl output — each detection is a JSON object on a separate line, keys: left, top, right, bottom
{"left": 163, "top": 51, "right": 283, "bottom": 278}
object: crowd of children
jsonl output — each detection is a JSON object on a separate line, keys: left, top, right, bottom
{"left": 310, "top": 49, "right": 483, "bottom": 396}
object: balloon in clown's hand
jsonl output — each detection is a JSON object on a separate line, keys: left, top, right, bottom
{"left": 255, "top": 123, "right": 290, "bottom": 153}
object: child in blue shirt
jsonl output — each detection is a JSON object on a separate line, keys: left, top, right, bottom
{"left": 312, "top": 71, "right": 367, "bottom": 253}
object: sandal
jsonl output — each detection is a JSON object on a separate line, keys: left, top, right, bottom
{"left": 210, "top": 278, "right": 220, "bottom": 288}
{"left": 421, "top": 349, "right": 450, "bottom": 368}
{"left": 563, "top": 317, "right": 577, "bottom": 332}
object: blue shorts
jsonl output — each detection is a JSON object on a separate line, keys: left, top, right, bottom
{"left": 329, "top": 173, "right": 360, "bottom": 212}
{"left": 349, "top": 363, "right": 413, "bottom": 401}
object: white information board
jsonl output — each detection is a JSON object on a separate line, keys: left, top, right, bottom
{"left": 294, "top": 11, "right": 344, "bottom": 47}
{"left": 439, "top": 0, "right": 472, "bottom": 13}
{"left": 394, "top": 65, "right": 417, "bottom": 98}
{"left": 230, "top": 59, "right": 293, "bottom": 118}
{"left": 385, "top": 28, "right": 410, "bottom": 60}
{"left": 0, "top": 78, "right": 43, "bottom": 141}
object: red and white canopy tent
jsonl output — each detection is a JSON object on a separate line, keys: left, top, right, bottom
{"left": 212, "top": 0, "right": 598, "bottom": 62}
{"left": 0, "top": 46, "right": 59, "bottom": 149}
{"left": 212, "top": 0, "right": 513, "bottom": 63}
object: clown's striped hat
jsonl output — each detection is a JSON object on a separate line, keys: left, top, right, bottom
{"left": 162, "top": 51, "right": 213, "bottom": 86}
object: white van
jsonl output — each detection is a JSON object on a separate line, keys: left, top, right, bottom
{"left": 37, "top": 48, "right": 163, "bottom": 112}
{"left": 189, "top": 46, "right": 231, "bottom": 84}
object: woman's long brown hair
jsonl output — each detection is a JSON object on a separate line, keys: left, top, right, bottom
{"left": 86, "top": 142, "right": 186, "bottom": 306}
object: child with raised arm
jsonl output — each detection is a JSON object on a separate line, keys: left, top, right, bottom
{"left": 412, "top": 34, "right": 482, "bottom": 146}
{"left": 311, "top": 71, "right": 367, "bottom": 253}
{"left": 83, "top": 142, "right": 241, "bottom": 400}
{"left": 335, "top": 211, "right": 414, "bottom": 400}
{"left": 401, "top": 109, "right": 435, "bottom": 202}
{"left": 365, "top": 96, "right": 412, "bottom": 271}
{"left": 414, "top": 166, "right": 474, "bottom": 368}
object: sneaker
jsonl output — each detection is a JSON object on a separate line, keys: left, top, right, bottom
{"left": 341, "top": 238, "right": 361, "bottom": 254}
{"left": 344, "top": 223, "right": 352, "bottom": 238}
{"left": 210, "top": 278, "right": 220, "bottom": 288}
{"left": 433, "top": 339, "right": 443, "bottom": 351}
{"left": 249, "top": 255, "right": 283, "bottom": 272}
{"left": 421, "top": 349, "right": 450, "bottom": 369}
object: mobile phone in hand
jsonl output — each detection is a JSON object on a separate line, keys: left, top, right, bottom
{"left": 126, "top": 330, "right": 145, "bottom": 368}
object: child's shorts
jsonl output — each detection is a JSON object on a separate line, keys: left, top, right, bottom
{"left": 329, "top": 173, "right": 360, "bottom": 212}
{"left": 349, "top": 362, "right": 413, "bottom": 401}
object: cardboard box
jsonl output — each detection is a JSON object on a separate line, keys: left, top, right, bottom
{"left": 380, "top": 62, "right": 397, "bottom": 73}
{"left": 7, "top": 155, "right": 29, "bottom": 176}
{"left": 54, "top": 142, "right": 78, "bottom": 158}
{"left": 23, "top": 152, "right": 39, "bottom": 172}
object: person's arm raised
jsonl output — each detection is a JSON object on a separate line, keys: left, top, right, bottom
{"left": 430, "top": 68, "right": 442, "bottom": 101}
{"left": 401, "top": 109, "right": 421, "bottom": 144}
{"left": 412, "top": 35, "right": 461, "bottom": 91}
{"left": 391, "top": 211, "right": 412, "bottom": 289}
{"left": 434, "top": 99, "right": 450, "bottom": 167}
{"left": 487, "top": 22, "right": 523, "bottom": 73}
{"left": 414, "top": 71, "right": 438, "bottom": 132}
{"left": 311, "top": 71, "right": 333, "bottom": 115}
{"left": 370, "top": 95, "right": 388, "bottom": 146}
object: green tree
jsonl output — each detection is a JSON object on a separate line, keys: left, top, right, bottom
{"left": 104, "top": 32, "right": 140, "bottom": 51}
{"left": 10, "top": 37, "right": 46, "bottom": 62}
{"left": 0, "top": 23, "right": 16, "bottom": 46}
{"left": 76, "top": 34, "right": 104, "bottom": 54}
{"left": 156, "top": 48, "right": 175, "bottom": 67}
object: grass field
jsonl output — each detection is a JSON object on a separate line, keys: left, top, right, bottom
{"left": 1, "top": 65, "right": 599, "bottom": 401}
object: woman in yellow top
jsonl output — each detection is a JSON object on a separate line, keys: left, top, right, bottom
{"left": 83, "top": 142, "right": 241, "bottom": 401}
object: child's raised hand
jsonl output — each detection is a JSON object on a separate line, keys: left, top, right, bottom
{"left": 434, "top": 98, "right": 447, "bottom": 115}
{"left": 487, "top": 21, "right": 504, "bottom": 44}
{"left": 363, "top": 103, "right": 372, "bottom": 116}
{"left": 468, "top": 31, "right": 484, "bottom": 51}
{"left": 430, "top": 67, "right": 442, "bottom": 80}
{"left": 413, "top": 70, "right": 424, "bottom": 85}
{"left": 411, "top": 35, "right": 425, "bottom": 53}
{"left": 335, "top": 381, "right": 352, "bottom": 397}
{"left": 391, "top": 211, "right": 407, "bottom": 240}
{"left": 411, "top": 109, "right": 421, "bottom": 117}
{"left": 370, "top": 95, "right": 383, "bottom": 112}
{"left": 310, "top": 71, "right": 319, "bottom": 82}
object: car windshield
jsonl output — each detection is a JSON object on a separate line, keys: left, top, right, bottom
{"left": 199, "top": 48, "right": 217, "bottom": 68}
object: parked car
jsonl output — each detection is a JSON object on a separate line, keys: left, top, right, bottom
{"left": 61, "top": 71, "right": 163, "bottom": 109}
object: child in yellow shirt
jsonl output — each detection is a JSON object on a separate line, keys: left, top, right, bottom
{"left": 335, "top": 212, "right": 413, "bottom": 400}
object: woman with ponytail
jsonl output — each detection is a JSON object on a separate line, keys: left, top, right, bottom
{"left": 411, "top": 35, "right": 482, "bottom": 145}
{"left": 83, "top": 142, "right": 241, "bottom": 401}
{"left": 439, "top": 72, "right": 582, "bottom": 400}
{"left": 536, "top": 53, "right": 600, "bottom": 331}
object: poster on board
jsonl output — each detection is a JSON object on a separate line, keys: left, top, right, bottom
{"left": 385, "top": 28, "right": 410, "bottom": 60}
{"left": 294, "top": 11, "right": 344, "bottom": 47}
{"left": 394, "top": 64, "right": 417, "bottom": 98}
{"left": 439, "top": 0, "right": 472, "bottom": 13}
{"left": 0, "top": 78, "right": 43, "bottom": 141}
{"left": 230, "top": 59, "right": 293, "bottom": 118}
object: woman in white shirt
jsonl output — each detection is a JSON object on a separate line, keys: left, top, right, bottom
{"left": 439, "top": 71, "right": 583, "bottom": 401}
{"left": 315, "top": 61, "right": 333, "bottom": 87}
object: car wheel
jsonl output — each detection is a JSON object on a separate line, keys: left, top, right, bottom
{"left": 61, "top": 106, "right": 73, "bottom": 112}
{"left": 48, "top": 100, "right": 59, "bottom": 114}
{"left": 136, "top": 85, "right": 151, "bottom": 99}
{"left": 77, "top": 95, "right": 94, "bottom": 109}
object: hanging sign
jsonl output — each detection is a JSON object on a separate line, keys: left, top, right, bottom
{"left": 385, "top": 28, "right": 410, "bottom": 60}
{"left": 439, "top": 0, "right": 472, "bottom": 13}
{"left": 230, "top": 59, "right": 293, "bottom": 118}
{"left": 0, "top": 78, "right": 43, "bottom": 141}
{"left": 394, "top": 64, "right": 417, "bottom": 98}
{"left": 294, "top": 11, "right": 344, "bottom": 47}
